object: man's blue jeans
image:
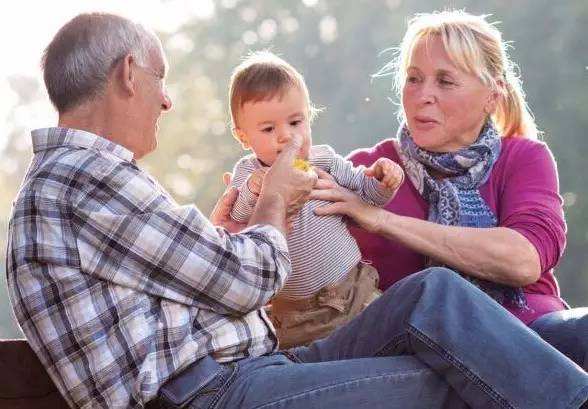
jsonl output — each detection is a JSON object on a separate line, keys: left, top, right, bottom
{"left": 177, "top": 268, "right": 588, "bottom": 409}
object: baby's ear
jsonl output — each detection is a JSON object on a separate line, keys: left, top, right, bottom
{"left": 233, "top": 128, "right": 250, "bottom": 149}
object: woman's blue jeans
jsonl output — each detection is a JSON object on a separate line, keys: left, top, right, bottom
{"left": 182, "top": 268, "right": 588, "bottom": 409}
{"left": 531, "top": 307, "right": 588, "bottom": 372}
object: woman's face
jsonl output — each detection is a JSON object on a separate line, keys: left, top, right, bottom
{"left": 402, "top": 35, "right": 495, "bottom": 152}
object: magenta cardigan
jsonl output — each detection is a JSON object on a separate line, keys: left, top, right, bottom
{"left": 348, "top": 136, "right": 567, "bottom": 325}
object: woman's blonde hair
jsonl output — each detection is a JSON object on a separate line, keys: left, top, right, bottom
{"left": 380, "top": 10, "right": 538, "bottom": 138}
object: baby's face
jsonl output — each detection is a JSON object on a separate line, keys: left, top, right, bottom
{"left": 235, "top": 86, "right": 311, "bottom": 166}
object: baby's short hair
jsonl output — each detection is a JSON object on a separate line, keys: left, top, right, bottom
{"left": 229, "top": 51, "right": 317, "bottom": 129}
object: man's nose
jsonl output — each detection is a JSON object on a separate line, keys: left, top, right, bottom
{"left": 161, "top": 91, "right": 173, "bottom": 112}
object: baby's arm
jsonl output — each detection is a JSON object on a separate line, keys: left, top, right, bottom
{"left": 320, "top": 146, "right": 403, "bottom": 206}
{"left": 230, "top": 158, "right": 264, "bottom": 223}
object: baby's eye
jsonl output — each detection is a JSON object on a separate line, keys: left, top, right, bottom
{"left": 261, "top": 126, "right": 274, "bottom": 133}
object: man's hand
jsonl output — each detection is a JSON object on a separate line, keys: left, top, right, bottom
{"left": 210, "top": 172, "right": 246, "bottom": 233}
{"left": 247, "top": 168, "right": 267, "bottom": 196}
{"left": 249, "top": 134, "right": 317, "bottom": 235}
{"left": 262, "top": 133, "right": 317, "bottom": 218}
{"left": 364, "top": 157, "right": 404, "bottom": 192}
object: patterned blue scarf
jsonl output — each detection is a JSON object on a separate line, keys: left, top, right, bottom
{"left": 398, "top": 120, "right": 527, "bottom": 308}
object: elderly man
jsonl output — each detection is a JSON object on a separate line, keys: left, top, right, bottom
{"left": 6, "top": 12, "right": 587, "bottom": 409}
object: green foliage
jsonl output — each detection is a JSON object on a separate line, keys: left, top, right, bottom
{"left": 1, "top": 0, "right": 587, "bottom": 337}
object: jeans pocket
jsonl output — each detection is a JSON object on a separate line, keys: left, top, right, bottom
{"left": 188, "top": 363, "right": 238, "bottom": 409}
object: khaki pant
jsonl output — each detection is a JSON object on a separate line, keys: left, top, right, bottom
{"left": 268, "top": 262, "right": 381, "bottom": 349}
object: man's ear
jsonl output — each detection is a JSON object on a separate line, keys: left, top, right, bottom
{"left": 233, "top": 128, "right": 250, "bottom": 149}
{"left": 119, "top": 54, "right": 136, "bottom": 97}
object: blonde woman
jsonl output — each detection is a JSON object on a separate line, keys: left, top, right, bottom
{"left": 314, "top": 10, "right": 587, "bottom": 371}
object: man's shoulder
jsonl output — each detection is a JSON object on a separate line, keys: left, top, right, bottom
{"left": 31, "top": 147, "right": 122, "bottom": 187}
{"left": 21, "top": 146, "right": 147, "bottom": 209}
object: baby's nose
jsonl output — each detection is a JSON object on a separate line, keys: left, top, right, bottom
{"left": 278, "top": 131, "right": 292, "bottom": 143}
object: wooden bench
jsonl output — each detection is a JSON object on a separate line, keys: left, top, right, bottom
{"left": 0, "top": 339, "right": 69, "bottom": 409}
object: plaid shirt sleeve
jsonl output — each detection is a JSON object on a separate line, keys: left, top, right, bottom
{"left": 71, "top": 158, "right": 290, "bottom": 316}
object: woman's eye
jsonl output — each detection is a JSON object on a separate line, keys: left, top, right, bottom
{"left": 290, "top": 120, "right": 302, "bottom": 127}
{"left": 439, "top": 78, "right": 455, "bottom": 86}
{"left": 407, "top": 76, "right": 419, "bottom": 84}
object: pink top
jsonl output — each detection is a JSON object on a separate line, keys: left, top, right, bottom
{"left": 348, "top": 136, "right": 568, "bottom": 325}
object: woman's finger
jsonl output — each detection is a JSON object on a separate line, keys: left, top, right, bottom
{"left": 309, "top": 188, "right": 345, "bottom": 202}
{"left": 313, "top": 202, "right": 345, "bottom": 216}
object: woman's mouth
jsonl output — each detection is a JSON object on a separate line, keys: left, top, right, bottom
{"left": 413, "top": 116, "right": 439, "bottom": 130}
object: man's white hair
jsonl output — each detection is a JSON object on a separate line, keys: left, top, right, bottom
{"left": 42, "top": 12, "right": 160, "bottom": 113}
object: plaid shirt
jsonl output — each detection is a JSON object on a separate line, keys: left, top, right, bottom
{"left": 6, "top": 128, "right": 288, "bottom": 409}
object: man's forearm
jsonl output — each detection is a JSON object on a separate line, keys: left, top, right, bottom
{"left": 249, "top": 191, "right": 288, "bottom": 236}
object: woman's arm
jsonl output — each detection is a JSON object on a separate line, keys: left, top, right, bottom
{"left": 311, "top": 169, "right": 541, "bottom": 287}
{"left": 375, "top": 212, "right": 541, "bottom": 286}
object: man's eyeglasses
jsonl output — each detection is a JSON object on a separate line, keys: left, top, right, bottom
{"left": 134, "top": 62, "right": 166, "bottom": 86}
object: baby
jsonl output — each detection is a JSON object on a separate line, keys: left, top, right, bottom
{"left": 228, "top": 51, "right": 403, "bottom": 348}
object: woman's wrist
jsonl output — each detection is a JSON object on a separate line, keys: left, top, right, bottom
{"left": 369, "top": 207, "right": 396, "bottom": 236}
{"left": 372, "top": 209, "right": 409, "bottom": 241}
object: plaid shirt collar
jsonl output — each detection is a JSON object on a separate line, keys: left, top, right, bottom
{"left": 32, "top": 127, "right": 135, "bottom": 163}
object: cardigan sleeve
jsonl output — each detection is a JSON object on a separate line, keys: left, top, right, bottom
{"left": 498, "top": 140, "right": 567, "bottom": 274}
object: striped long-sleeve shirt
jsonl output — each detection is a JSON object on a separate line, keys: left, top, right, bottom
{"left": 6, "top": 127, "right": 289, "bottom": 409}
{"left": 230, "top": 145, "right": 393, "bottom": 299}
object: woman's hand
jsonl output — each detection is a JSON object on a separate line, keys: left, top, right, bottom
{"left": 210, "top": 172, "right": 247, "bottom": 233}
{"left": 311, "top": 168, "right": 386, "bottom": 233}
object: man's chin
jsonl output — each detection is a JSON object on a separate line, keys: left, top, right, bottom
{"left": 134, "top": 140, "right": 157, "bottom": 160}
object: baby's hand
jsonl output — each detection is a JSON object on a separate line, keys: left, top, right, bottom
{"left": 364, "top": 157, "right": 404, "bottom": 192}
{"left": 247, "top": 168, "right": 267, "bottom": 196}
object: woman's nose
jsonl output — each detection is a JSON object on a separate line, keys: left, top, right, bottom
{"left": 418, "top": 81, "right": 437, "bottom": 105}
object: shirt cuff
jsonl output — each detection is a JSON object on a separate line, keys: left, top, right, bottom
{"left": 240, "top": 224, "right": 289, "bottom": 254}
{"left": 366, "top": 177, "right": 394, "bottom": 206}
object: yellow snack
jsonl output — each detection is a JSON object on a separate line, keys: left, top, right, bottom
{"left": 293, "top": 158, "right": 312, "bottom": 172}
